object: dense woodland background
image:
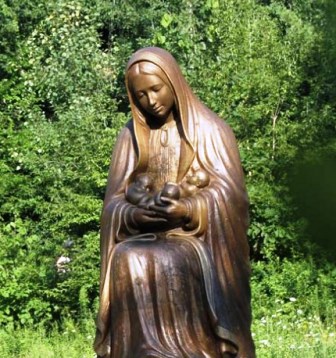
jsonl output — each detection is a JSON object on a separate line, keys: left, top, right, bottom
{"left": 0, "top": 0, "right": 336, "bottom": 356}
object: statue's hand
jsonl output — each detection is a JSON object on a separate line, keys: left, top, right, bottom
{"left": 149, "top": 196, "right": 189, "bottom": 222}
{"left": 131, "top": 207, "right": 168, "bottom": 228}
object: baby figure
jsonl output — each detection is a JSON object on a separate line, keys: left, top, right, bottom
{"left": 125, "top": 173, "right": 154, "bottom": 208}
{"left": 181, "top": 169, "right": 210, "bottom": 197}
{"left": 126, "top": 175, "right": 181, "bottom": 209}
{"left": 126, "top": 169, "right": 209, "bottom": 208}
{"left": 161, "top": 182, "right": 180, "bottom": 199}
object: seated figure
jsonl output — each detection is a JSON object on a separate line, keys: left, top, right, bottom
{"left": 94, "top": 47, "right": 255, "bottom": 358}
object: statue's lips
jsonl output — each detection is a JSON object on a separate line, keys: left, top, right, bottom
{"left": 152, "top": 105, "right": 163, "bottom": 113}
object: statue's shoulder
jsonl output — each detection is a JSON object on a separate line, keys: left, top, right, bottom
{"left": 125, "top": 119, "right": 134, "bottom": 131}
{"left": 200, "top": 107, "right": 234, "bottom": 138}
{"left": 116, "top": 120, "right": 135, "bottom": 141}
{"left": 121, "top": 120, "right": 134, "bottom": 135}
{"left": 112, "top": 120, "right": 137, "bottom": 153}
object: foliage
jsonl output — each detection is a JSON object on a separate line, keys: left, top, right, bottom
{"left": 0, "top": 318, "right": 95, "bottom": 357}
{"left": 251, "top": 257, "right": 336, "bottom": 356}
{"left": 0, "top": 0, "right": 335, "bottom": 329}
{"left": 252, "top": 258, "right": 336, "bottom": 321}
{"left": 0, "top": 0, "right": 125, "bottom": 326}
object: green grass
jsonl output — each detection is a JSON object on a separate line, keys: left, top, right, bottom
{"left": 253, "top": 313, "right": 336, "bottom": 357}
{"left": 0, "top": 320, "right": 95, "bottom": 358}
{"left": 0, "top": 314, "right": 335, "bottom": 357}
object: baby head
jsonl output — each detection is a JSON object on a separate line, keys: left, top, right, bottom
{"left": 161, "top": 182, "right": 180, "bottom": 200}
{"left": 187, "top": 169, "right": 210, "bottom": 188}
{"left": 135, "top": 173, "right": 153, "bottom": 191}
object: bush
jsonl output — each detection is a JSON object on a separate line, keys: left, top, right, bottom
{"left": 0, "top": 0, "right": 335, "bottom": 328}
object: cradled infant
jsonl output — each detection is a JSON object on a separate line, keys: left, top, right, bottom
{"left": 125, "top": 169, "right": 210, "bottom": 208}
{"left": 180, "top": 169, "right": 210, "bottom": 197}
{"left": 162, "top": 169, "right": 210, "bottom": 198}
{"left": 125, "top": 174, "right": 180, "bottom": 209}
{"left": 125, "top": 173, "right": 155, "bottom": 208}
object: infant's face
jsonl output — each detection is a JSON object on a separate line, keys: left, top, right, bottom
{"left": 187, "top": 175, "right": 198, "bottom": 185}
{"left": 187, "top": 170, "right": 209, "bottom": 187}
{"left": 137, "top": 175, "right": 152, "bottom": 189}
{"left": 195, "top": 172, "right": 205, "bottom": 186}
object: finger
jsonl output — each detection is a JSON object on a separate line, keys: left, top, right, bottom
{"left": 160, "top": 196, "right": 176, "bottom": 205}
{"left": 144, "top": 216, "right": 168, "bottom": 223}
{"left": 154, "top": 192, "right": 165, "bottom": 206}
{"left": 141, "top": 209, "right": 158, "bottom": 217}
{"left": 149, "top": 205, "right": 169, "bottom": 213}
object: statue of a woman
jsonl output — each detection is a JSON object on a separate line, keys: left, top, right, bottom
{"left": 94, "top": 47, "right": 255, "bottom": 358}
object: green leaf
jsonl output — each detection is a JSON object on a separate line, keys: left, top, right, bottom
{"left": 160, "top": 13, "right": 173, "bottom": 29}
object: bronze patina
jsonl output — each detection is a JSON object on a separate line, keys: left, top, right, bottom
{"left": 94, "top": 47, "right": 255, "bottom": 358}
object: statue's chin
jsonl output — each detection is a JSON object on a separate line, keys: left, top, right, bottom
{"left": 146, "top": 116, "right": 169, "bottom": 129}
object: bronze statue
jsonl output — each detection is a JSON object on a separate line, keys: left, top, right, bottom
{"left": 94, "top": 47, "right": 255, "bottom": 358}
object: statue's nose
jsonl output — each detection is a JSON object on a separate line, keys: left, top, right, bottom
{"left": 148, "top": 92, "right": 156, "bottom": 107}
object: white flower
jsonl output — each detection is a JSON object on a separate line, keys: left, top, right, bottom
{"left": 289, "top": 297, "right": 297, "bottom": 302}
{"left": 57, "top": 255, "right": 71, "bottom": 265}
{"left": 56, "top": 255, "right": 71, "bottom": 273}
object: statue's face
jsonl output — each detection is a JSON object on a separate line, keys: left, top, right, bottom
{"left": 131, "top": 73, "right": 174, "bottom": 120}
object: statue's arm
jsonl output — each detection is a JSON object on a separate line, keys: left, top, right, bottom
{"left": 101, "top": 125, "right": 142, "bottom": 240}
{"left": 180, "top": 116, "right": 248, "bottom": 236}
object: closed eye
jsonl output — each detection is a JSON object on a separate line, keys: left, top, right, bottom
{"left": 152, "top": 84, "right": 163, "bottom": 92}
{"left": 136, "top": 92, "right": 145, "bottom": 99}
